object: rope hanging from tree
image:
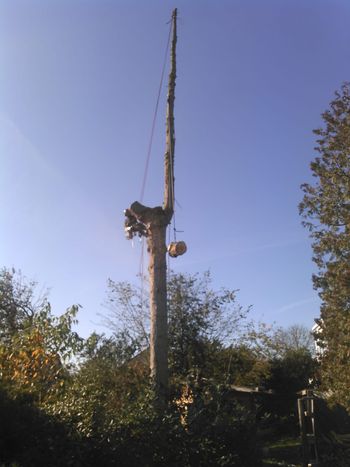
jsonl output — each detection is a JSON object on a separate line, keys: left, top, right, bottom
{"left": 124, "top": 8, "right": 186, "bottom": 258}
{"left": 139, "top": 17, "right": 173, "bottom": 203}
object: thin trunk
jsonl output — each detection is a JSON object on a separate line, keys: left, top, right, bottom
{"left": 148, "top": 221, "right": 168, "bottom": 410}
{"left": 164, "top": 8, "right": 177, "bottom": 215}
{"left": 124, "top": 8, "right": 178, "bottom": 413}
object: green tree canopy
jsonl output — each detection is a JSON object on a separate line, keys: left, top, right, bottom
{"left": 300, "top": 82, "right": 350, "bottom": 410}
{"left": 0, "top": 268, "right": 83, "bottom": 403}
{"left": 104, "top": 271, "right": 250, "bottom": 380}
{"left": 0, "top": 268, "right": 48, "bottom": 342}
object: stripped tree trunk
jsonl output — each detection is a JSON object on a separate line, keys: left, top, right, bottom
{"left": 124, "top": 9, "right": 177, "bottom": 412}
{"left": 148, "top": 221, "right": 168, "bottom": 409}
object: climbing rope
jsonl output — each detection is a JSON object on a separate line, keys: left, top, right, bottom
{"left": 138, "top": 14, "right": 174, "bottom": 310}
{"left": 139, "top": 19, "right": 173, "bottom": 203}
{"left": 139, "top": 236, "right": 146, "bottom": 311}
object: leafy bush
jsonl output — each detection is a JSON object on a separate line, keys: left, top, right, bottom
{"left": 89, "top": 380, "right": 262, "bottom": 467}
{"left": 0, "top": 385, "right": 84, "bottom": 467}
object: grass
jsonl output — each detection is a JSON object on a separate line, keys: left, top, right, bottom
{"left": 262, "top": 437, "right": 302, "bottom": 467}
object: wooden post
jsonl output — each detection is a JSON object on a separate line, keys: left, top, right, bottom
{"left": 297, "top": 389, "right": 319, "bottom": 467}
{"left": 124, "top": 9, "right": 178, "bottom": 412}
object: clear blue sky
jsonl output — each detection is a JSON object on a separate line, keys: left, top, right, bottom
{"left": 1, "top": 0, "right": 350, "bottom": 337}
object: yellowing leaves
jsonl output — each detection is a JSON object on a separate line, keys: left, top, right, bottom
{"left": 0, "top": 327, "right": 65, "bottom": 401}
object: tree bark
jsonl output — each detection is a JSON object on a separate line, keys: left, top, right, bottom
{"left": 124, "top": 8, "right": 178, "bottom": 413}
{"left": 164, "top": 8, "right": 177, "bottom": 215}
{"left": 147, "top": 220, "right": 168, "bottom": 410}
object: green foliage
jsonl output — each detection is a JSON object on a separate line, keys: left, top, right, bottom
{"left": 242, "top": 326, "right": 317, "bottom": 434}
{"left": 209, "top": 344, "right": 271, "bottom": 387}
{"left": 179, "top": 380, "right": 261, "bottom": 467}
{"left": 0, "top": 384, "right": 83, "bottom": 467}
{"left": 42, "top": 358, "right": 261, "bottom": 466}
{"left": 264, "top": 349, "right": 317, "bottom": 433}
{"left": 267, "top": 349, "right": 316, "bottom": 396}
{"left": 0, "top": 268, "right": 48, "bottom": 342}
{"left": 300, "top": 82, "right": 350, "bottom": 411}
{"left": 167, "top": 272, "right": 248, "bottom": 378}
{"left": 0, "top": 268, "right": 83, "bottom": 403}
{"left": 69, "top": 380, "right": 260, "bottom": 467}
{"left": 0, "top": 267, "right": 317, "bottom": 466}
{"left": 105, "top": 271, "right": 250, "bottom": 381}
{"left": 45, "top": 332, "right": 149, "bottom": 438}
{"left": 271, "top": 324, "right": 315, "bottom": 356}
{"left": 312, "top": 398, "right": 350, "bottom": 466}
{"left": 246, "top": 322, "right": 314, "bottom": 360}
{"left": 104, "top": 280, "right": 150, "bottom": 349}
{"left": 0, "top": 305, "right": 83, "bottom": 403}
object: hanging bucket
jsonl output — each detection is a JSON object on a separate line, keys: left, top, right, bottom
{"left": 168, "top": 241, "right": 187, "bottom": 258}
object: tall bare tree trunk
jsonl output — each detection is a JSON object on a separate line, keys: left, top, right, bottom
{"left": 124, "top": 9, "right": 178, "bottom": 413}
{"left": 148, "top": 221, "right": 168, "bottom": 410}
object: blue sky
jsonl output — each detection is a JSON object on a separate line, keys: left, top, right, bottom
{"left": 1, "top": 0, "right": 350, "bottom": 337}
